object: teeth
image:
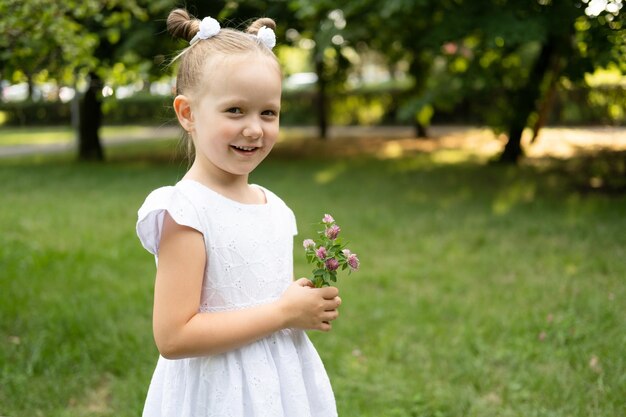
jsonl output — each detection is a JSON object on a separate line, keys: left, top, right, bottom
{"left": 233, "top": 145, "right": 255, "bottom": 151}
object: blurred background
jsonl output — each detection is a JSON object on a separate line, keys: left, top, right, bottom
{"left": 1, "top": 1, "right": 625, "bottom": 416}
{"left": 0, "top": 0, "right": 624, "bottom": 162}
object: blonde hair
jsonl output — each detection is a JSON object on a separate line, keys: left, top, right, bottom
{"left": 167, "top": 9, "right": 279, "bottom": 97}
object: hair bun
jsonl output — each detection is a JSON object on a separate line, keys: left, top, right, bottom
{"left": 167, "top": 8, "right": 200, "bottom": 42}
{"left": 246, "top": 17, "right": 276, "bottom": 35}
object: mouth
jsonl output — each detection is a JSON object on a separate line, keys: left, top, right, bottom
{"left": 230, "top": 145, "right": 259, "bottom": 154}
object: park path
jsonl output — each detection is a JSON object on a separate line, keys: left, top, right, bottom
{"left": 0, "top": 125, "right": 180, "bottom": 158}
{"left": 0, "top": 125, "right": 624, "bottom": 159}
{"left": 0, "top": 125, "right": 424, "bottom": 158}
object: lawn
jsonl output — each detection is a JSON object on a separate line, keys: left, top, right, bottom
{"left": 1, "top": 136, "right": 625, "bottom": 416}
{"left": 0, "top": 125, "right": 177, "bottom": 146}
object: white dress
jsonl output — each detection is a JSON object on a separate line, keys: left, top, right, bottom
{"left": 136, "top": 179, "right": 337, "bottom": 417}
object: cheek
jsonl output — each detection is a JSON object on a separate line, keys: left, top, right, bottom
{"left": 265, "top": 121, "right": 280, "bottom": 140}
{"left": 215, "top": 120, "right": 241, "bottom": 138}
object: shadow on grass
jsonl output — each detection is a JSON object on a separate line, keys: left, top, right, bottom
{"left": 268, "top": 136, "right": 626, "bottom": 199}
{"left": 2, "top": 135, "right": 624, "bottom": 203}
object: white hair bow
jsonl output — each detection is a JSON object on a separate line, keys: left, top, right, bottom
{"left": 190, "top": 17, "right": 220, "bottom": 45}
{"left": 257, "top": 26, "right": 276, "bottom": 49}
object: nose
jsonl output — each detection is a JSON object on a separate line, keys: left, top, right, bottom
{"left": 243, "top": 117, "right": 263, "bottom": 140}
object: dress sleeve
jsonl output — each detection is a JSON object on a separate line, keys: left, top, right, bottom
{"left": 136, "top": 186, "right": 203, "bottom": 255}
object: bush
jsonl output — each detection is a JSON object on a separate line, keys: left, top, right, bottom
{"left": 0, "top": 100, "right": 72, "bottom": 126}
{"left": 0, "top": 95, "right": 174, "bottom": 127}
{"left": 102, "top": 94, "right": 174, "bottom": 125}
{"left": 554, "top": 86, "right": 626, "bottom": 126}
{"left": 0, "top": 86, "right": 623, "bottom": 127}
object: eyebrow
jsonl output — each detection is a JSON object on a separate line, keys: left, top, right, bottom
{"left": 218, "top": 97, "right": 280, "bottom": 109}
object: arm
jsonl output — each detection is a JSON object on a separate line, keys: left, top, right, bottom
{"left": 152, "top": 213, "right": 341, "bottom": 359}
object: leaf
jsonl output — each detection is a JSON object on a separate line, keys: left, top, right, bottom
{"left": 313, "top": 276, "right": 324, "bottom": 288}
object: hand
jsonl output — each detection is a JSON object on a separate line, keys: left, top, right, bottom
{"left": 278, "top": 278, "right": 342, "bottom": 332}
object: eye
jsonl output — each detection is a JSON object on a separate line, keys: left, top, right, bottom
{"left": 262, "top": 109, "right": 278, "bottom": 117}
{"left": 226, "top": 107, "right": 242, "bottom": 114}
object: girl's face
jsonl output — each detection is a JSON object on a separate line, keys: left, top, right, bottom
{"left": 186, "top": 54, "right": 282, "bottom": 181}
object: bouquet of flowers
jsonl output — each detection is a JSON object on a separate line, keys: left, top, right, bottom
{"left": 303, "top": 214, "right": 360, "bottom": 288}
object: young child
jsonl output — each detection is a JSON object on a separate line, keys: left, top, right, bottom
{"left": 135, "top": 9, "right": 341, "bottom": 417}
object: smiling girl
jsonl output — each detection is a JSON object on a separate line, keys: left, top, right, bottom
{"left": 135, "top": 9, "right": 340, "bottom": 417}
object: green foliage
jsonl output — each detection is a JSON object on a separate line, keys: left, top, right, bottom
{"left": 330, "top": 0, "right": 625, "bottom": 147}
{"left": 0, "top": 0, "right": 97, "bottom": 82}
{"left": 0, "top": 100, "right": 73, "bottom": 126}
{"left": 2, "top": 84, "right": 623, "bottom": 128}
{"left": 224, "top": 0, "right": 626, "bottom": 141}
{"left": 101, "top": 94, "right": 174, "bottom": 125}
{"left": 0, "top": 95, "right": 173, "bottom": 126}
{"left": 2, "top": 0, "right": 624, "bottom": 150}
{"left": 0, "top": 0, "right": 176, "bottom": 86}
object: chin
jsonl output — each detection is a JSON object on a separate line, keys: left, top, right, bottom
{"left": 228, "top": 165, "right": 260, "bottom": 176}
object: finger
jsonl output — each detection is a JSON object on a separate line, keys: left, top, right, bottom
{"left": 324, "top": 298, "right": 341, "bottom": 310}
{"left": 324, "top": 310, "right": 339, "bottom": 321}
{"left": 318, "top": 286, "right": 339, "bottom": 298}
{"left": 295, "top": 277, "right": 313, "bottom": 287}
{"left": 324, "top": 301, "right": 339, "bottom": 311}
{"left": 320, "top": 321, "right": 332, "bottom": 332}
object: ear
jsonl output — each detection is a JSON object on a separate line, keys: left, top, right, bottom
{"left": 173, "top": 95, "right": 194, "bottom": 132}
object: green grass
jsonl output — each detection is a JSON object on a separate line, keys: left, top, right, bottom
{"left": 0, "top": 125, "right": 174, "bottom": 146}
{"left": 1, "top": 139, "right": 625, "bottom": 417}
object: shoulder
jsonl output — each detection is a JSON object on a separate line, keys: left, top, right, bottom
{"left": 136, "top": 183, "right": 204, "bottom": 255}
{"left": 138, "top": 184, "right": 198, "bottom": 218}
{"left": 255, "top": 185, "right": 299, "bottom": 236}
{"left": 255, "top": 185, "right": 288, "bottom": 207}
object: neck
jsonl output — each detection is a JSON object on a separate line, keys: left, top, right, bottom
{"left": 184, "top": 163, "right": 264, "bottom": 204}
{"left": 186, "top": 162, "right": 249, "bottom": 191}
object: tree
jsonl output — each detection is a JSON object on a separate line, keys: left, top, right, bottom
{"left": 282, "top": 1, "right": 356, "bottom": 138}
{"left": 0, "top": 0, "right": 99, "bottom": 97}
{"left": 362, "top": 0, "right": 442, "bottom": 138}
{"left": 424, "top": 0, "right": 625, "bottom": 163}
{"left": 336, "top": 0, "right": 624, "bottom": 162}
{"left": 1, "top": 0, "right": 299, "bottom": 159}
{"left": 1, "top": 0, "right": 179, "bottom": 160}
{"left": 67, "top": 0, "right": 172, "bottom": 161}
{"left": 78, "top": 72, "right": 103, "bottom": 160}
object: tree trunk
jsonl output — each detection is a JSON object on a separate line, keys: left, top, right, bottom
{"left": 71, "top": 76, "right": 80, "bottom": 144}
{"left": 78, "top": 72, "right": 104, "bottom": 161}
{"left": 315, "top": 57, "right": 328, "bottom": 140}
{"left": 407, "top": 52, "right": 431, "bottom": 140}
{"left": 531, "top": 56, "right": 562, "bottom": 143}
{"left": 499, "top": 36, "right": 557, "bottom": 163}
{"left": 414, "top": 121, "right": 428, "bottom": 138}
{"left": 27, "top": 74, "right": 34, "bottom": 100}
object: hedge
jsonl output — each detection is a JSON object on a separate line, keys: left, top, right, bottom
{"left": 0, "top": 87, "right": 623, "bottom": 127}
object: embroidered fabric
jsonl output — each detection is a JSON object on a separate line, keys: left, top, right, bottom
{"left": 136, "top": 180, "right": 337, "bottom": 417}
